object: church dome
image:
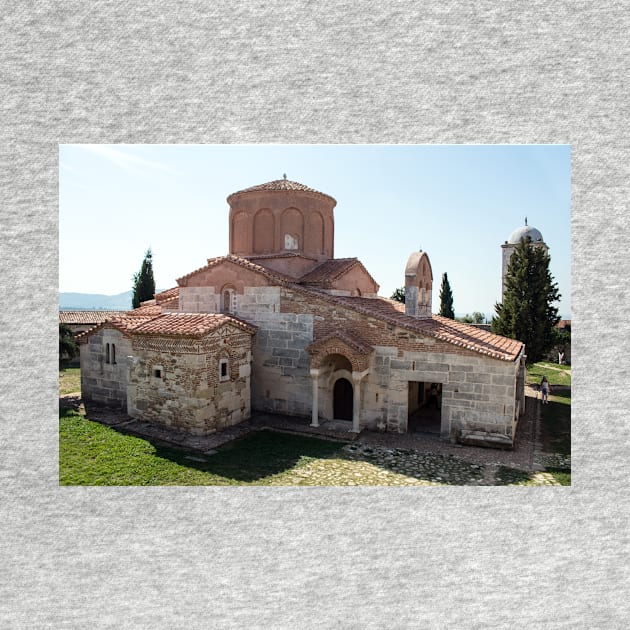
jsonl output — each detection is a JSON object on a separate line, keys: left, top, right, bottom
{"left": 507, "top": 223, "right": 544, "bottom": 244}
{"left": 227, "top": 177, "right": 336, "bottom": 204}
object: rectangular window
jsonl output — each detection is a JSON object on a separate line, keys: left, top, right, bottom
{"left": 219, "top": 359, "right": 229, "bottom": 382}
{"left": 153, "top": 367, "right": 162, "bottom": 379}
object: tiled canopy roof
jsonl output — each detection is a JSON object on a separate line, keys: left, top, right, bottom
{"left": 307, "top": 330, "right": 374, "bottom": 356}
{"left": 130, "top": 313, "right": 257, "bottom": 337}
{"left": 59, "top": 311, "right": 126, "bottom": 325}
{"left": 227, "top": 179, "right": 336, "bottom": 204}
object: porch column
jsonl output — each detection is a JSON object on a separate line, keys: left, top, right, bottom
{"left": 351, "top": 369, "right": 369, "bottom": 433}
{"left": 310, "top": 368, "right": 320, "bottom": 427}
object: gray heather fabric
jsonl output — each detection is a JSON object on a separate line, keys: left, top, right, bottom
{"left": 1, "top": 2, "right": 628, "bottom": 628}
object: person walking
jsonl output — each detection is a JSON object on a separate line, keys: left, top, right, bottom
{"left": 540, "top": 375, "right": 551, "bottom": 404}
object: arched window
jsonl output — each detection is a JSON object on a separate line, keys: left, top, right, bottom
{"left": 105, "top": 343, "right": 110, "bottom": 364}
{"left": 111, "top": 343, "right": 116, "bottom": 364}
{"left": 284, "top": 233, "right": 299, "bottom": 250}
{"left": 221, "top": 286, "right": 236, "bottom": 313}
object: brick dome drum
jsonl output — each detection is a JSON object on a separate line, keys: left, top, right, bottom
{"left": 228, "top": 178, "right": 336, "bottom": 261}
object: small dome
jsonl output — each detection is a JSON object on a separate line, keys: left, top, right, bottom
{"left": 507, "top": 225, "right": 544, "bottom": 244}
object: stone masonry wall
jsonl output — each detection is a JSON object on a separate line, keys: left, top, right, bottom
{"left": 80, "top": 328, "right": 132, "bottom": 410}
{"left": 367, "top": 349, "right": 518, "bottom": 439}
{"left": 234, "top": 286, "right": 314, "bottom": 417}
{"left": 179, "top": 286, "right": 218, "bottom": 313}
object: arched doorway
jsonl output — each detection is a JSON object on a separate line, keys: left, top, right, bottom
{"left": 333, "top": 378, "right": 353, "bottom": 421}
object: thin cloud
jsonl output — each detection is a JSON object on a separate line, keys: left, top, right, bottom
{"left": 78, "top": 145, "right": 179, "bottom": 177}
{"left": 59, "top": 161, "right": 83, "bottom": 176}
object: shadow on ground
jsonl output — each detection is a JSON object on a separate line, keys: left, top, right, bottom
{"left": 150, "top": 430, "right": 346, "bottom": 483}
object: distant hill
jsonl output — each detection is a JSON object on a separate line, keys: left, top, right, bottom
{"left": 59, "top": 291, "right": 133, "bottom": 311}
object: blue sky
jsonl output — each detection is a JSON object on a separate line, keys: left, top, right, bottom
{"left": 59, "top": 144, "right": 571, "bottom": 318}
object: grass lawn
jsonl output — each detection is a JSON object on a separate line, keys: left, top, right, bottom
{"left": 540, "top": 390, "right": 571, "bottom": 456}
{"left": 526, "top": 361, "right": 571, "bottom": 387}
{"left": 495, "top": 466, "right": 571, "bottom": 486}
{"left": 59, "top": 367, "right": 81, "bottom": 395}
{"left": 60, "top": 409, "right": 349, "bottom": 486}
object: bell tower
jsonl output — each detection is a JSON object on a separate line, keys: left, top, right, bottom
{"left": 404, "top": 250, "right": 433, "bottom": 318}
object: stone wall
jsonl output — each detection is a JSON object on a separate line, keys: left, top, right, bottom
{"left": 234, "top": 286, "right": 314, "bottom": 417}
{"left": 126, "top": 326, "right": 252, "bottom": 435}
{"left": 368, "top": 348, "right": 520, "bottom": 441}
{"left": 179, "top": 286, "right": 218, "bottom": 313}
{"left": 80, "top": 328, "right": 132, "bottom": 410}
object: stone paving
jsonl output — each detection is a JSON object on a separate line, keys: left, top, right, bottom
{"left": 61, "top": 385, "right": 570, "bottom": 486}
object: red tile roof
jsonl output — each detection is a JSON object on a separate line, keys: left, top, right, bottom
{"left": 134, "top": 253, "right": 521, "bottom": 361}
{"left": 298, "top": 258, "right": 379, "bottom": 289}
{"left": 155, "top": 286, "right": 180, "bottom": 306}
{"left": 127, "top": 303, "right": 163, "bottom": 316}
{"left": 76, "top": 316, "right": 155, "bottom": 342}
{"left": 59, "top": 311, "right": 126, "bottom": 325}
{"left": 177, "top": 254, "right": 296, "bottom": 286}
{"left": 292, "top": 288, "right": 524, "bottom": 362}
{"left": 130, "top": 313, "right": 257, "bottom": 337}
{"left": 227, "top": 179, "right": 336, "bottom": 204}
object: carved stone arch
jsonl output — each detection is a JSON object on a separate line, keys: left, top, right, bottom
{"left": 253, "top": 209, "right": 274, "bottom": 254}
{"left": 281, "top": 207, "right": 304, "bottom": 252}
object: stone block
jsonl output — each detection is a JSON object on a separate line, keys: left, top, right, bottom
{"left": 492, "top": 374, "right": 515, "bottom": 386}
{"left": 465, "top": 372, "right": 492, "bottom": 384}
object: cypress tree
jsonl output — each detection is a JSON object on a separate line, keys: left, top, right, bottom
{"left": 492, "top": 237, "right": 560, "bottom": 363}
{"left": 390, "top": 287, "right": 406, "bottom": 303}
{"left": 439, "top": 272, "right": 455, "bottom": 319}
{"left": 132, "top": 248, "right": 156, "bottom": 309}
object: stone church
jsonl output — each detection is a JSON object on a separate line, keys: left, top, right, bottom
{"left": 79, "top": 178, "right": 526, "bottom": 448}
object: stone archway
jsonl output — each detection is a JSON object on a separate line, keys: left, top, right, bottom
{"left": 306, "top": 332, "right": 373, "bottom": 432}
{"left": 333, "top": 377, "right": 353, "bottom": 421}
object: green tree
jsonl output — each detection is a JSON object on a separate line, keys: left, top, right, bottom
{"left": 492, "top": 237, "right": 561, "bottom": 363}
{"left": 391, "top": 287, "right": 405, "bottom": 303}
{"left": 457, "top": 311, "right": 485, "bottom": 324}
{"left": 59, "top": 323, "right": 79, "bottom": 365}
{"left": 132, "top": 248, "right": 156, "bottom": 309}
{"left": 438, "top": 272, "right": 454, "bottom": 318}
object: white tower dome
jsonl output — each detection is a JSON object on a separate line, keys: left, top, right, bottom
{"left": 501, "top": 218, "right": 548, "bottom": 301}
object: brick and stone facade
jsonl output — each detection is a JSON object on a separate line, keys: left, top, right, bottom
{"left": 79, "top": 177, "right": 526, "bottom": 448}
